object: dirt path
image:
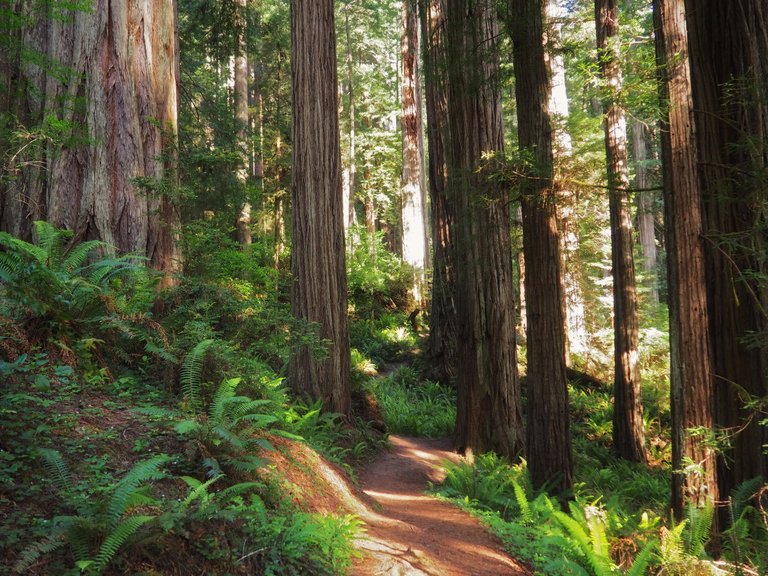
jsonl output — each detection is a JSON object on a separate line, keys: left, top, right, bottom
{"left": 351, "top": 435, "right": 531, "bottom": 576}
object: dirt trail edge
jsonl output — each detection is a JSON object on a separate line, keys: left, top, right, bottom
{"left": 351, "top": 435, "right": 531, "bottom": 576}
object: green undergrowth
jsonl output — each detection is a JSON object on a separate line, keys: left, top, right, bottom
{"left": 364, "top": 364, "right": 456, "bottom": 437}
{"left": 0, "top": 222, "right": 382, "bottom": 575}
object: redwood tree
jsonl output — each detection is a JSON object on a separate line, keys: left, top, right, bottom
{"left": 288, "top": 0, "right": 351, "bottom": 415}
{"left": 685, "top": 0, "right": 768, "bottom": 504}
{"left": 654, "top": 0, "right": 718, "bottom": 517}
{"left": 444, "top": 0, "right": 524, "bottom": 459}
{"left": 0, "top": 1, "right": 181, "bottom": 285}
{"left": 421, "top": 0, "right": 457, "bottom": 384}
{"left": 595, "top": 0, "right": 646, "bottom": 463}
{"left": 511, "top": 0, "right": 573, "bottom": 494}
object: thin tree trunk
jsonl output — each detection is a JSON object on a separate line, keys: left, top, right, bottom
{"left": 510, "top": 0, "right": 573, "bottom": 494}
{"left": 344, "top": 9, "right": 358, "bottom": 237}
{"left": 235, "top": 0, "right": 252, "bottom": 247}
{"left": 547, "top": 0, "right": 586, "bottom": 364}
{"left": 289, "top": 0, "right": 351, "bottom": 415}
{"left": 444, "top": 0, "right": 524, "bottom": 460}
{"left": 632, "top": 122, "right": 658, "bottom": 303}
{"left": 421, "top": 0, "right": 457, "bottom": 384}
{"left": 401, "top": 0, "right": 428, "bottom": 305}
{"left": 596, "top": 0, "right": 646, "bottom": 464}
{"left": 654, "top": 0, "right": 718, "bottom": 519}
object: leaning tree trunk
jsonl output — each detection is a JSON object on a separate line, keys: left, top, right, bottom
{"left": 595, "top": 0, "right": 646, "bottom": 464}
{"left": 1, "top": 1, "right": 181, "bottom": 285}
{"left": 444, "top": 0, "right": 524, "bottom": 460}
{"left": 510, "top": 0, "right": 573, "bottom": 494}
{"left": 420, "top": 0, "right": 457, "bottom": 384}
{"left": 400, "top": 0, "right": 428, "bottom": 305}
{"left": 685, "top": 0, "right": 768, "bottom": 505}
{"left": 289, "top": 0, "right": 351, "bottom": 415}
{"left": 654, "top": 0, "right": 718, "bottom": 520}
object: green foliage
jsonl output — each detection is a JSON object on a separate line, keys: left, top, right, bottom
{"left": 15, "top": 451, "right": 171, "bottom": 575}
{"left": 366, "top": 366, "right": 455, "bottom": 437}
{"left": 347, "top": 229, "right": 415, "bottom": 318}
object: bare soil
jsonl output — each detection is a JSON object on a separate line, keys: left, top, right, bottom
{"left": 351, "top": 435, "right": 532, "bottom": 576}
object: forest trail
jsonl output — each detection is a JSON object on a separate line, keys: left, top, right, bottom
{"left": 351, "top": 435, "right": 531, "bottom": 576}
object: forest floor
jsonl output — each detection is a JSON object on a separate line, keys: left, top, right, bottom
{"left": 350, "top": 435, "right": 531, "bottom": 576}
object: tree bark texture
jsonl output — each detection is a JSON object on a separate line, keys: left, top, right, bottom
{"left": 633, "top": 121, "right": 659, "bottom": 303}
{"left": 511, "top": 0, "right": 573, "bottom": 494}
{"left": 685, "top": 0, "right": 768, "bottom": 503}
{"left": 289, "top": 0, "right": 351, "bottom": 415}
{"left": 444, "top": 0, "right": 524, "bottom": 460}
{"left": 595, "top": 0, "right": 646, "bottom": 464}
{"left": 654, "top": 0, "right": 718, "bottom": 517}
{"left": 401, "top": 0, "right": 428, "bottom": 305}
{"left": 0, "top": 1, "right": 181, "bottom": 285}
{"left": 420, "top": 0, "right": 457, "bottom": 384}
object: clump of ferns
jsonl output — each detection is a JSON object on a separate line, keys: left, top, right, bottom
{"left": 138, "top": 339, "right": 278, "bottom": 479}
{"left": 0, "top": 221, "right": 163, "bottom": 367}
{"left": 14, "top": 449, "right": 172, "bottom": 575}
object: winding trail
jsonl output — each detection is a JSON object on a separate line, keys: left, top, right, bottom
{"left": 351, "top": 435, "right": 531, "bottom": 576}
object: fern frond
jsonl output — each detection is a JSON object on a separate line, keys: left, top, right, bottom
{"left": 209, "top": 377, "right": 241, "bottom": 422}
{"left": 0, "top": 230, "right": 47, "bottom": 264}
{"left": 33, "top": 220, "right": 68, "bottom": 266}
{"left": 552, "top": 510, "right": 612, "bottom": 576}
{"left": 53, "top": 515, "right": 96, "bottom": 562}
{"left": 181, "top": 339, "right": 216, "bottom": 414}
{"left": 106, "top": 455, "right": 170, "bottom": 528}
{"left": 685, "top": 504, "right": 714, "bottom": 557}
{"left": 511, "top": 478, "right": 532, "bottom": 523}
{"left": 626, "top": 540, "right": 657, "bottom": 576}
{"left": 13, "top": 535, "right": 66, "bottom": 573}
{"left": 38, "top": 448, "right": 74, "bottom": 497}
{"left": 730, "top": 477, "right": 765, "bottom": 519}
{"left": 237, "top": 412, "right": 279, "bottom": 428}
{"left": 210, "top": 424, "right": 245, "bottom": 450}
{"left": 91, "top": 515, "right": 154, "bottom": 574}
{"left": 60, "top": 240, "right": 104, "bottom": 273}
{"left": 179, "top": 474, "right": 222, "bottom": 509}
{"left": 228, "top": 455, "right": 268, "bottom": 474}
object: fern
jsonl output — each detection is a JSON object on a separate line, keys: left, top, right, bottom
{"left": 106, "top": 455, "right": 171, "bottom": 527}
{"left": 181, "top": 338, "right": 216, "bottom": 413}
{"left": 684, "top": 504, "right": 714, "bottom": 558}
{"left": 552, "top": 508, "right": 613, "bottom": 576}
{"left": 90, "top": 514, "right": 154, "bottom": 573}
{"left": 209, "top": 377, "right": 240, "bottom": 421}
{"left": 13, "top": 535, "right": 66, "bottom": 573}
{"left": 730, "top": 477, "right": 765, "bottom": 519}
{"left": 38, "top": 448, "right": 75, "bottom": 497}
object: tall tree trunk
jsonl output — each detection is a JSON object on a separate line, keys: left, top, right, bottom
{"left": 444, "top": 0, "right": 524, "bottom": 460}
{"left": 289, "top": 0, "right": 351, "bottom": 415}
{"left": 547, "top": 0, "right": 586, "bottom": 364}
{"left": 510, "top": 0, "right": 573, "bottom": 494}
{"left": 235, "top": 0, "right": 252, "bottom": 247}
{"left": 343, "top": 8, "right": 358, "bottom": 238}
{"left": 685, "top": 0, "right": 768, "bottom": 506}
{"left": 632, "top": 122, "right": 658, "bottom": 302}
{"left": 596, "top": 0, "right": 646, "bottom": 463}
{"left": 654, "top": 0, "right": 718, "bottom": 519}
{"left": 421, "top": 0, "right": 456, "bottom": 384}
{"left": 0, "top": 0, "right": 181, "bottom": 285}
{"left": 401, "top": 0, "right": 428, "bottom": 305}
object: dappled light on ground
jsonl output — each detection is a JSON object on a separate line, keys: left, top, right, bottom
{"left": 353, "top": 435, "right": 531, "bottom": 576}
